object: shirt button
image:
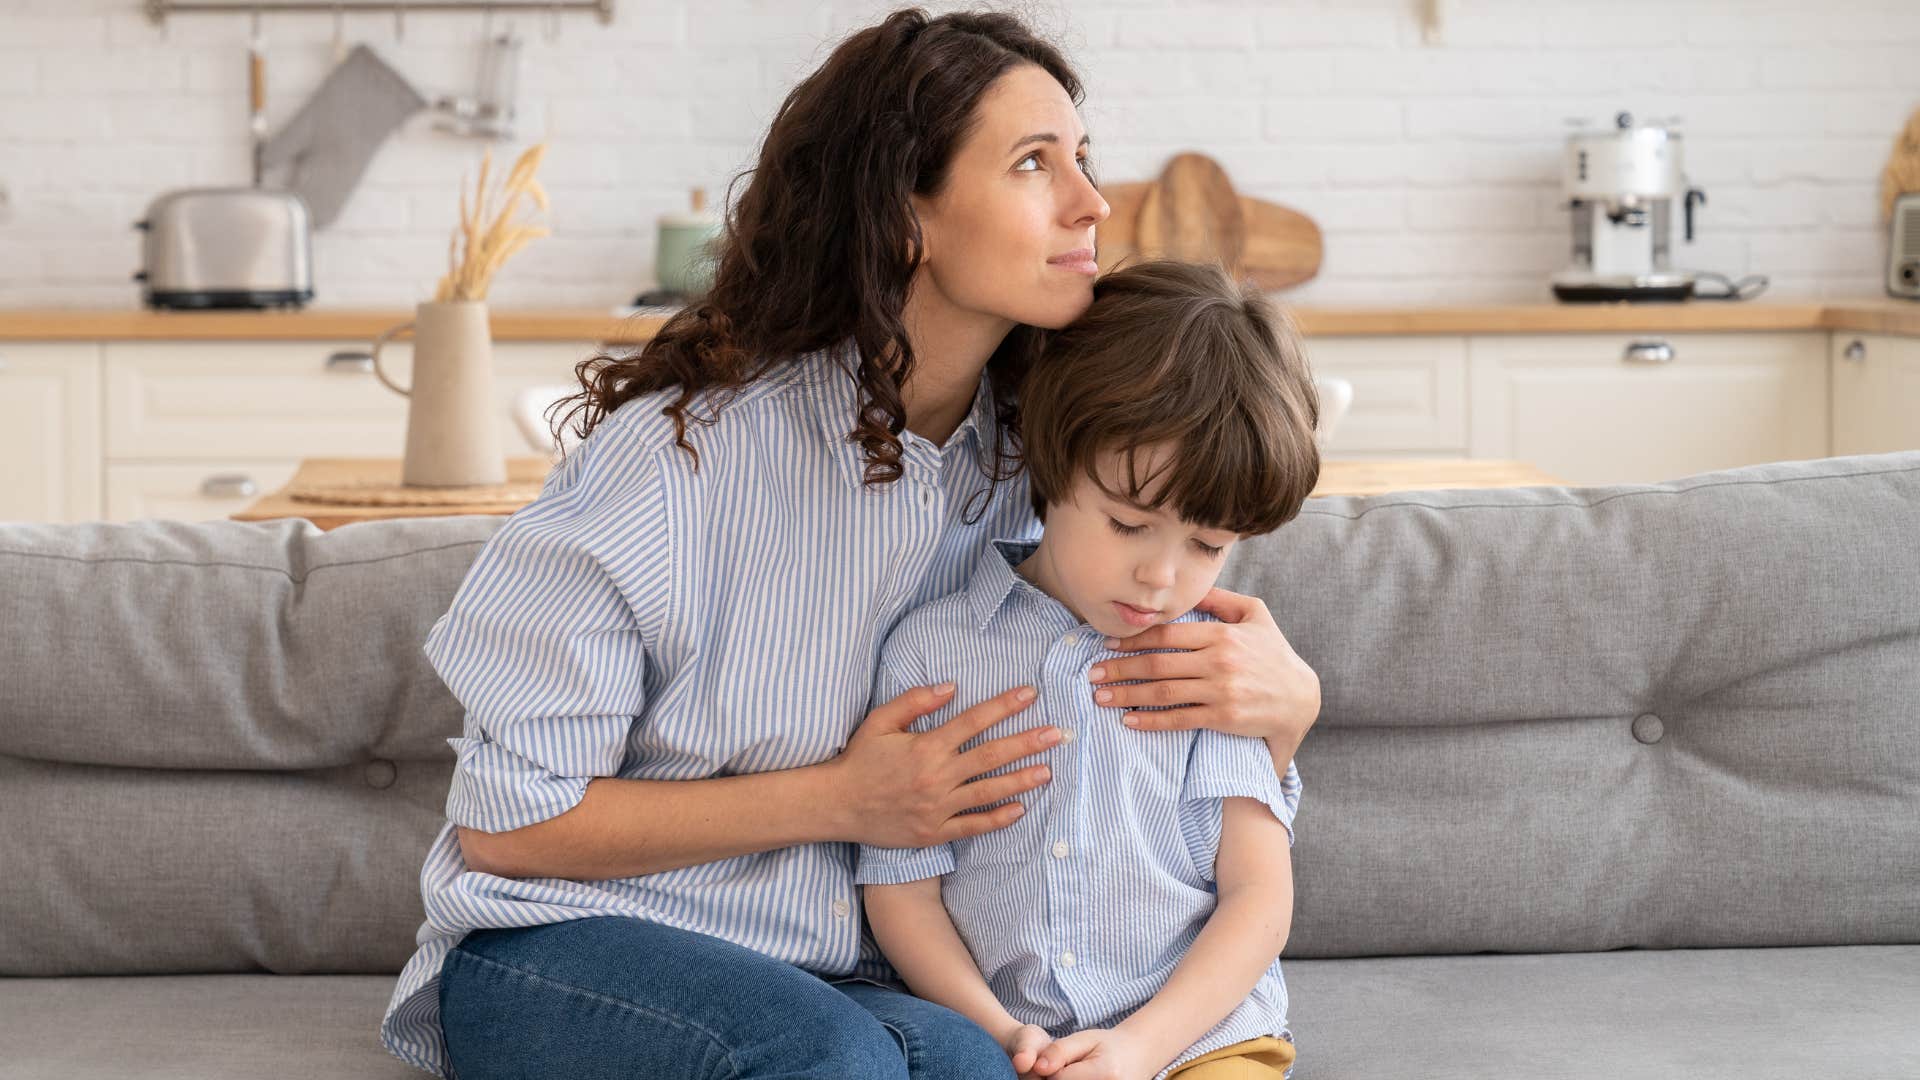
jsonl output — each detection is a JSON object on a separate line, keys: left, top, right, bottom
{"left": 1060, "top": 728, "right": 1076, "bottom": 743}
{"left": 1051, "top": 841, "right": 1070, "bottom": 859}
{"left": 832, "top": 899, "right": 850, "bottom": 919}
{"left": 1059, "top": 951, "right": 1077, "bottom": 968}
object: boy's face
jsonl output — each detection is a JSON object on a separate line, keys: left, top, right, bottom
{"left": 1021, "top": 444, "right": 1242, "bottom": 639}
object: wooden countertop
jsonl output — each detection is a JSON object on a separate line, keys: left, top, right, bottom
{"left": 2, "top": 300, "right": 1917, "bottom": 342}
{"left": 234, "top": 456, "right": 1568, "bottom": 530}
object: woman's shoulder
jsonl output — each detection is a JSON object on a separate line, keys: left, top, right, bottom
{"left": 586, "top": 349, "right": 836, "bottom": 474}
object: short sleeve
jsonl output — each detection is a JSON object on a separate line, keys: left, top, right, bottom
{"left": 428, "top": 418, "right": 672, "bottom": 834}
{"left": 1178, "top": 730, "right": 1303, "bottom": 882}
{"left": 853, "top": 619, "right": 956, "bottom": 885}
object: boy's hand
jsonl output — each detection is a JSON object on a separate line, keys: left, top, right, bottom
{"left": 997, "top": 1020, "right": 1052, "bottom": 1076}
{"left": 1027, "top": 1026, "right": 1158, "bottom": 1080}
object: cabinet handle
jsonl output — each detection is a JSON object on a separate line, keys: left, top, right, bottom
{"left": 1842, "top": 339, "right": 1866, "bottom": 363}
{"left": 201, "top": 474, "right": 258, "bottom": 499}
{"left": 1623, "top": 340, "right": 1675, "bottom": 364}
{"left": 326, "top": 351, "right": 376, "bottom": 374}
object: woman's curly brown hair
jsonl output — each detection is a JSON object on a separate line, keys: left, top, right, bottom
{"left": 552, "top": 8, "right": 1084, "bottom": 518}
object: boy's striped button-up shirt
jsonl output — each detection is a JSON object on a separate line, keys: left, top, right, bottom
{"left": 855, "top": 537, "right": 1303, "bottom": 1080}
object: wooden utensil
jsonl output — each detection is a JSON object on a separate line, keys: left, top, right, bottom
{"left": 1094, "top": 166, "right": 1323, "bottom": 289}
{"left": 1136, "top": 152, "right": 1247, "bottom": 269}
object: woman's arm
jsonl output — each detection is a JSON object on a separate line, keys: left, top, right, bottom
{"left": 459, "top": 764, "right": 845, "bottom": 880}
{"left": 1109, "top": 797, "right": 1295, "bottom": 1069}
{"left": 459, "top": 681, "right": 1058, "bottom": 880}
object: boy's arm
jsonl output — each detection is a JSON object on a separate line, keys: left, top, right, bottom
{"left": 1112, "top": 796, "right": 1295, "bottom": 1069}
{"left": 863, "top": 879, "right": 1026, "bottom": 1044}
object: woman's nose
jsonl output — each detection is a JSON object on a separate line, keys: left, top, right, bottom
{"left": 1071, "top": 171, "right": 1110, "bottom": 228}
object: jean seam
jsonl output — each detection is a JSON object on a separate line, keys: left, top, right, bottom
{"left": 870, "top": 1016, "right": 916, "bottom": 1074}
{"left": 446, "top": 945, "right": 743, "bottom": 1077}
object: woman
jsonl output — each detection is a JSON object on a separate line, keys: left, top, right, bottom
{"left": 380, "top": 9, "right": 1320, "bottom": 1079}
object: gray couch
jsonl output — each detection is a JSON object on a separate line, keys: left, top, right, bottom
{"left": 4, "top": 451, "right": 1917, "bottom": 1080}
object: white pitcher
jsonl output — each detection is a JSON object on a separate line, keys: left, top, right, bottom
{"left": 370, "top": 300, "right": 507, "bottom": 487}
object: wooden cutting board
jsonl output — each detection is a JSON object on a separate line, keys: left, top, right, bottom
{"left": 1096, "top": 153, "right": 1323, "bottom": 290}
{"left": 1135, "top": 153, "right": 1246, "bottom": 270}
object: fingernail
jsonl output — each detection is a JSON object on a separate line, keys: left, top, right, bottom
{"left": 1017, "top": 686, "right": 1037, "bottom": 702}
{"left": 1087, "top": 666, "right": 1105, "bottom": 681}
{"left": 936, "top": 681, "right": 955, "bottom": 694}
{"left": 1094, "top": 688, "right": 1112, "bottom": 704}
{"left": 1104, "top": 637, "right": 1120, "bottom": 649}
{"left": 1122, "top": 713, "right": 1139, "bottom": 726}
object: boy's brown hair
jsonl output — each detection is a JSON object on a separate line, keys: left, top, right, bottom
{"left": 1019, "top": 259, "right": 1321, "bottom": 536}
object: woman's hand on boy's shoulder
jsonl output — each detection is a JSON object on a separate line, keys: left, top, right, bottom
{"left": 1087, "top": 586, "right": 1319, "bottom": 749}
{"left": 1022, "top": 1025, "right": 1158, "bottom": 1080}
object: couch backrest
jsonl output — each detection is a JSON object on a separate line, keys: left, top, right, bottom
{"left": 3, "top": 453, "right": 1916, "bottom": 976}
{"left": 1222, "top": 451, "right": 1920, "bottom": 958}
{"left": 1, "top": 516, "right": 500, "bottom": 976}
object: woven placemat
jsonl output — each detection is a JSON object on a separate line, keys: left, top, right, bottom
{"left": 287, "top": 457, "right": 550, "bottom": 507}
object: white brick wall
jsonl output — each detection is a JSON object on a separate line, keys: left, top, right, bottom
{"left": 1, "top": 0, "right": 1914, "bottom": 309}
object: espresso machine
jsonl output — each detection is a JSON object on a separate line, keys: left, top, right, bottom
{"left": 1552, "top": 111, "right": 1725, "bottom": 302}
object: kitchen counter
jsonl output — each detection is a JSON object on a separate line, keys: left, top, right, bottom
{"left": 1, "top": 300, "right": 1917, "bottom": 342}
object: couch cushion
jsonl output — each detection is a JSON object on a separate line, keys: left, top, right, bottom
{"left": 0, "top": 516, "right": 502, "bottom": 976}
{"left": 0, "top": 516, "right": 502, "bottom": 770}
{"left": 1221, "top": 452, "right": 1920, "bottom": 957}
{"left": 5, "top": 947, "right": 1914, "bottom": 1079}
{"left": 1, "top": 975, "right": 418, "bottom": 1079}
{"left": 1282, "top": 944, "right": 1920, "bottom": 1079}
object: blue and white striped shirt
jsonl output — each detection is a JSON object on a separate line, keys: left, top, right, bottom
{"left": 380, "top": 342, "right": 1042, "bottom": 1076}
{"left": 854, "top": 537, "right": 1303, "bottom": 1080}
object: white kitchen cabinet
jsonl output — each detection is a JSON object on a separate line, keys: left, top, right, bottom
{"left": 1305, "top": 336, "right": 1467, "bottom": 455}
{"left": 0, "top": 343, "right": 102, "bottom": 522}
{"left": 1467, "top": 332, "right": 1829, "bottom": 486}
{"left": 106, "top": 461, "right": 302, "bottom": 523}
{"left": 1830, "top": 333, "right": 1920, "bottom": 456}
{"left": 103, "top": 340, "right": 602, "bottom": 460}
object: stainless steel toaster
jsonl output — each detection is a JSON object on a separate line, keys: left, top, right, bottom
{"left": 134, "top": 188, "right": 314, "bottom": 310}
{"left": 1891, "top": 192, "right": 1920, "bottom": 301}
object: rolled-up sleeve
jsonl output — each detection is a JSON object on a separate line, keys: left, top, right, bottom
{"left": 853, "top": 629, "right": 955, "bottom": 885}
{"left": 1178, "top": 729, "right": 1303, "bottom": 882}
{"left": 426, "top": 418, "right": 672, "bottom": 834}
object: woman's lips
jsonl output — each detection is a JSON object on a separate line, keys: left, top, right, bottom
{"left": 1048, "top": 248, "right": 1098, "bottom": 275}
{"left": 1112, "top": 600, "right": 1159, "bottom": 627}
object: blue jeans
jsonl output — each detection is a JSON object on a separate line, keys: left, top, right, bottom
{"left": 438, "top": 916, "right": 1016, "bottom": 1080}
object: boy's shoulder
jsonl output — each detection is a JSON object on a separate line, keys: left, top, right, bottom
{"left": 880, "top": 588, "right": 977, "bottom": 660}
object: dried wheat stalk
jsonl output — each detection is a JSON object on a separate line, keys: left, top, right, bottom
{"left": 434, "top": 142, "right": 553, "bottom": 302}
{"left": 1882, "top": 107, "right": 1920, "bottom": 222}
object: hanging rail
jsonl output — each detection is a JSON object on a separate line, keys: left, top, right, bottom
{"left": 145, "top": 0, "right": 615, "bottom": 25}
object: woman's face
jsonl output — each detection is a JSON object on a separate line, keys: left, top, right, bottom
{"left": 912, "top": 64, "right": 1111, "bottom": 332}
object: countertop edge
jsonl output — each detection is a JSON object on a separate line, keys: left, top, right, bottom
{"left": 1, "top": 302, "right": 1916, "bottom": 341}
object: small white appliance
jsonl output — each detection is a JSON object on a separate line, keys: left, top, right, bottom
{"left": 1551, "top": 111, "right": 1763, "bottom": 303}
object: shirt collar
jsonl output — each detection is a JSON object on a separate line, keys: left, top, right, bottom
{"left": 801, "top": 340, "right": 999, "bottom": 492}
{"left": 966, "top": 537, "right": 1056, "bottom": 633}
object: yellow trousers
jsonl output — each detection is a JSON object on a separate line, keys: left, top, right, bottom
{"left": 1164, "top": 1035, "right": 1296, "bottom": 1079}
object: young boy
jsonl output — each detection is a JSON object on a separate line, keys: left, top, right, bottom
{"left": 855, "top": 260, "right": 1322, "bottom": 1080}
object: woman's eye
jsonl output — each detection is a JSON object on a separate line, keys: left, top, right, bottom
{"left": 1015, "top": 152, "right": 1042, "bottom": 172}
{"left": 1107, "top": 517, "right": 1146, "bottom": 536}
{"left": 1078, "top": 156, "right": 1094, "bottom": 177}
